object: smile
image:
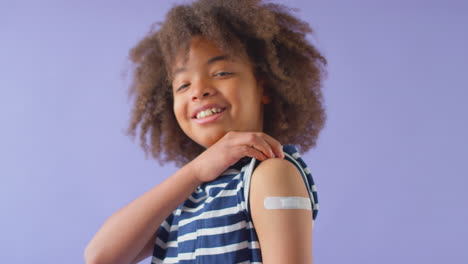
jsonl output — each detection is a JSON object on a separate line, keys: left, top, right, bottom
{"left": 193, "top": 108, "right": 225, "bottom": 125}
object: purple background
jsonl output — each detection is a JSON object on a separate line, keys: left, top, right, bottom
{"left": 1, "top": 0, "right": 467, "bottom": 263}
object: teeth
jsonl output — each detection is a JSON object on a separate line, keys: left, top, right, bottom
{"left": 196, "top": 108, "right": 222, "bottom": 119}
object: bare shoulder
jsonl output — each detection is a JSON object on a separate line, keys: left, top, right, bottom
{"left": 249, "top": 158, "right": 313, "bottom": 263}
{"left": 250, "top": 158, "right": 308, "bottom": 196}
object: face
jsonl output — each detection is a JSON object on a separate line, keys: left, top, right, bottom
{"left": 171, "top": 36, "right": 270, "bottom": 148}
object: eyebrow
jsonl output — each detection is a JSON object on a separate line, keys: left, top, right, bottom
{"left": 173, "top": 55, "right": 230, "bottom": 77}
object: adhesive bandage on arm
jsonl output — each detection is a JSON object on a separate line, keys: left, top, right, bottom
{"left": 264, "top": 196, "right": 312, "bottom": 210}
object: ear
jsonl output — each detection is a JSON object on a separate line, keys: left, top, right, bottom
{"left": 257, "top": 78, "right": 272, "bottom": 104}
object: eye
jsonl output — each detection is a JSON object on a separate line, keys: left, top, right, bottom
{"left": 214, "top": 72, "right": 234, "bottom": 77}
{"left": 176, "top": 83, "right": 190, "bottom": 91}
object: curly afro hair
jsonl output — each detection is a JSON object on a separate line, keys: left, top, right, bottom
{"left": 125, "top": 0, "right": 328, "bottom": 168}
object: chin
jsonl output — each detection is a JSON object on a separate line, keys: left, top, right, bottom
{"left": 197, "top": 131, "right": 226, "bottom": 148}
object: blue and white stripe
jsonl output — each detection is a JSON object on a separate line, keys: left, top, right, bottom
{"left": 151, "top": 144, "right": 319, "bottom": 263}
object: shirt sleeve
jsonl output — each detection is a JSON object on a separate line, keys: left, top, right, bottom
{"left": 282, "top": 144, "right": 319, "bottom": 221}
{"left": 151, "top": 208, "right": 176, "bottom": 261}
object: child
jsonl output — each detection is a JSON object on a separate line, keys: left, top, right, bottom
{"left": 85, "top": 0, "right": 326, "bottom": 263}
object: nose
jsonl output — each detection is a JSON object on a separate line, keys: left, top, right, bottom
{"left": 191, "top": 77, "right": 215, "bottom": 101}
{"left": 192, "top": 91, "right": 210, "bottom": 101}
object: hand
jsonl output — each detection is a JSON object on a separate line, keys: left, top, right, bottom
{"left": 189, "top": 131, "right": 285, "bottom": 183}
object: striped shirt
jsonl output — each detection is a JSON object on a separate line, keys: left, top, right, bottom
{"left": 151, "top": 144, "right": 319, "bottom": 263}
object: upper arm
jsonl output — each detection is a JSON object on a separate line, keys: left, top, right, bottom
{"left": 250, "top": 158, "right": 313, "bottom": 264}
{"left": 130, "top": 231, "right": 156, "bottom": 264}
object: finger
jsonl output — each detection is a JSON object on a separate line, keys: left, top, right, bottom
{"left": 235, "top": 132, "right": 271, "bottom": 159}
{"left": 250, "top": 134, "right": 275, "bottom": 159}
{"left": 234, "top": 131, "right": 280, "bottom": 159}
{"left": 258, "top": 132, "right": 284, "bottom": 159}
{"left": 243, "top": 145, "right": 268, "bottom": 161}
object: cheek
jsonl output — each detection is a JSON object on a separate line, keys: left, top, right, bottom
{"left": 173, "top": 100, "right": 185, "bottom": 125}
